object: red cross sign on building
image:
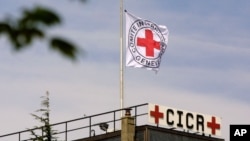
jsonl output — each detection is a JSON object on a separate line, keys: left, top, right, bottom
{"left": 207, "top": 116, "right": 221, "bottom": 135}
{"left": 150, "top": 105, "right": 163, "bottom": 124}
{"left": 148, "top": 103, "right": 222, "bottom": 137}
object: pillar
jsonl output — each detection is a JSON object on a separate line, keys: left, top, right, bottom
{"left": 121, "top": 109, "right": 135, "bottom": 141}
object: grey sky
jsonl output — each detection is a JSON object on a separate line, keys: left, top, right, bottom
{"left": 0, "top": 0, "right": 249, "bottom": 140}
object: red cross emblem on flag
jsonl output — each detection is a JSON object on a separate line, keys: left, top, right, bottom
{"left": 137, "top": 29, "right": 161, "bottom": 57}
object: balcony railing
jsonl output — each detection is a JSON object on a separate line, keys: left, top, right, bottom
{"left": 0, "top": 103, "right": 148, "bottom": 141}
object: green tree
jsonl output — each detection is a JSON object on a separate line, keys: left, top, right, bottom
{"left": 0, "top": 0, "right": 87, "bottom": 61}
{"left": 29, "top": 91, "right": 57, "bottom": 141}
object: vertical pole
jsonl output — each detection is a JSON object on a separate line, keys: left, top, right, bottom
{"left": 114, "top": 111, "right": 116, "bottom": 131}
{"left": 89, "top": 117, "right": 92, "bottom": 137}
{"left": 18, "top": 132, "right": 21, "bottom": 141}
{"left": 120, "top": 0, "right": 124, "bottom": 117}
{"left": 65, "top": 122, "right": 68, "bottom": 141}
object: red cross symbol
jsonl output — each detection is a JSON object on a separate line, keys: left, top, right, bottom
{"left": 137, "top": 29, "right": 161, "bottom": 57}
{"left": 207, "top": 116, "right": 220, "bottom": 135}
{"left": 150, "top": 105, "right": 164, "bottom": 124}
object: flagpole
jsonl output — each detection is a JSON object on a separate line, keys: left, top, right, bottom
{"left": 119, "top": 0, "right": 124, "bottom": 117}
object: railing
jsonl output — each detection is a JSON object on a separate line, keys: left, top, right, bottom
{"left": 0, "top": 103, "right": 148, "bottom": 141}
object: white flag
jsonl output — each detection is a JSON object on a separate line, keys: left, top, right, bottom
{"left": 125, "top": 11, "right": 169, "bottom": 72}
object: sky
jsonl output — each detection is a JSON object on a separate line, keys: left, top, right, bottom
{"left": 0, "top": 0, "right": 250, "bottom": 140}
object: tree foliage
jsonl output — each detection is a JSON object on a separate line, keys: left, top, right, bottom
{"left": 29, "top": 92, "right": 57, "bottom": 141}
{"left": 0, "top": 0, "right": 87, "bottom": 60}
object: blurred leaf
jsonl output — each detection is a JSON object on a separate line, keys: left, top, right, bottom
{"left": 0, "top": 2, "right": 85, "bottom": 61}
{"left": 50, "top": 37, "right": 78, "bottom": 60}
{"left": 79, "top": 0, "right": 88, "bottom": 3}
{"left": 19, "top": 6, "right": 61, "bottom": 27}
{"left": 0, "top": 22, "right": 12, "bottom": 34}
{"left": 16, "top": 27, "right": 44, "bottom": 46}
{"left": 0, "top": 22, "right": 23, "bottom": 48}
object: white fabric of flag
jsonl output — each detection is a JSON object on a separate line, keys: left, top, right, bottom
{"left": 125, "top": 11, "right": 169, "bottom": 72}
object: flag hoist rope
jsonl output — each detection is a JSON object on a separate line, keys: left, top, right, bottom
{"left": 120, "top": 0, "right": 124, "bottom": 117}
